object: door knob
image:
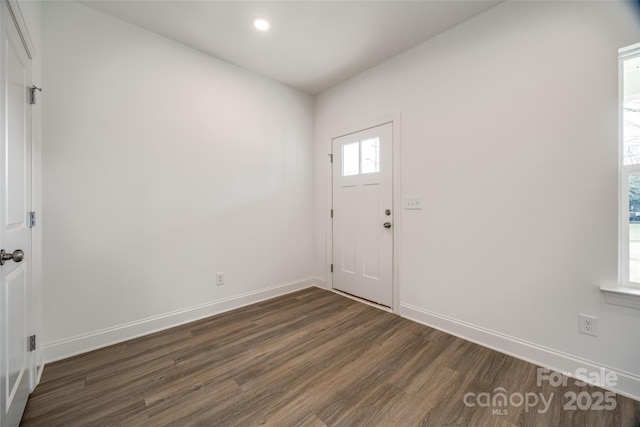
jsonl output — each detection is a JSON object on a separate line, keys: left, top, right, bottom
{"left": 0, "top": 249, "right": 24, "bottom": 265}
{"left": 383, "top": 222, "right": 392, "bottom": 229}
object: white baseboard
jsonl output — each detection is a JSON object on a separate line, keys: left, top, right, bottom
{"left": 401, "top": 303, "right": 640, "bottom": 402}
{"left": 42, "top": 277, "right": 318, "bottom": 364}
{"left": 312, "top": 276, "right": 327, "bottom": 289}
{"left": 35, "top": 364, "right": 43, "bottom": 384}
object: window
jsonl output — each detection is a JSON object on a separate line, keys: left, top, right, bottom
{"left": 341, "top": 137, "right": 380, "bottom": 177}
{"left": 620, "top": 43, "right": 640, "bottom": 286}
{"left": 361, "top": 138, "right": 380, "bottom": 174}
{"left": 601, "top": 43, "right": 640, "bottom": 308}
{"left": 342, "top": 142, "right": 359, "bottom": 176}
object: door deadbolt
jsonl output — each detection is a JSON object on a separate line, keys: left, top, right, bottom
{"left": 385, "top": 209, "right": 391, "bottom": 216}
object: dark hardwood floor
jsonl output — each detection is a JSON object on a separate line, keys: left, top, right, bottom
{"left": 21, "top": 287, "right": 640, "bottom": 426}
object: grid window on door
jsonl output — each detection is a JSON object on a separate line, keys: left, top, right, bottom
{"left": 361, "top": 138, "right": 380, "bottom": 174}
{"left": 341, "top": 137, "right": 380, "bottom": 177}
{"left": 342, "top": 142, "right": 359, "bottom": 176}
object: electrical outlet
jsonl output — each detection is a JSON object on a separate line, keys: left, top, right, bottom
{"left": 216, "top": 272, "right": 224, "bottom": 286}
{"left": 579, "top": 314, "right": 598, "bottom": 337}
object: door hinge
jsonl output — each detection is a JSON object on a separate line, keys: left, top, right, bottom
{"left": 28, "top": 335, "right": 36, "bottom": 352}
{"left": 28, "top": 211, "right": 36, "bottom": 228}
{"left": 29, "top": 86, "right": 42, "bottom": 105}
{"left": 329, "top": 154, "right": 333, "bottom": 163}
{"left": 330, "top": 209, "right": 333, "bottom": 218}
{"left": 330, "top": 263, "right": 333, "bottom": 273}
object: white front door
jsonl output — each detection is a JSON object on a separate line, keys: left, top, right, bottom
{"left": 332, "top": 123, "right": 393, "bottom": 307}
{"left": 0, "top": 1, "right": 33, "bottom": 425}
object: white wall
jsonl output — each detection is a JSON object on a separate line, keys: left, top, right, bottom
{"left": 315, "top": 1, "right": 640, "bottom": 398}
{"left": 42, "top": 1, "right": 315, "bottom": 360}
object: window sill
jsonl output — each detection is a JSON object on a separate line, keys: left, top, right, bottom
{"left": 600, "top": 285, "right": 640, "bottom": 310}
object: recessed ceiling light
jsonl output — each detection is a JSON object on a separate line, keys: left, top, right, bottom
{"left": 254, "top": 18, "right": 270, "bottom": 31}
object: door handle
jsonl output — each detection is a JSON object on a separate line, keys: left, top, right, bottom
{"left": 383, "top": 222, "right": 392, "bottom": 229}
{"left": 0, "top": 249, "right": 24, "bottom": 265}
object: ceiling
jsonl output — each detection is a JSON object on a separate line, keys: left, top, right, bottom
{"left": 80, "top": 1, "right": 501, "bottom": 95}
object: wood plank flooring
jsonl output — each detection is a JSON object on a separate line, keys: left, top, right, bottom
{"left": 21, "top": 287, "right": 640, "bottom": 426}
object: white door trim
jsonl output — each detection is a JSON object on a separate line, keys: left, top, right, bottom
{"left": 3, "top": 0, "right": 40, "bottom": 391}
{"left": 326, "top": 112, "right": 401, "bottom": 313}
{"left": 5, "top": 0, "right": 35, "bottom": 58}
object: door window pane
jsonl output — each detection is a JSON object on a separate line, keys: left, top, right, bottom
{"left": 342, "top": 142, "right": 359, "bottom": 176}
{"left": 361, "top": 138, "right": 380, "bottom": 174}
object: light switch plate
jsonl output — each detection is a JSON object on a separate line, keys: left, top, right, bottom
{"left": 404, "top": 197, "right": 423, "bottom": 210}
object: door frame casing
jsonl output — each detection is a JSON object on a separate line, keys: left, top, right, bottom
{"left": 326, "top": 113, "right": 401, "bottom": 313}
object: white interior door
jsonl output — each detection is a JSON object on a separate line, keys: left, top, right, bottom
{"left": 0, "top": 1, "right": 33, "bottom": 425}
{"left": 332, "top": 123, "right": 393, "bottom": 307}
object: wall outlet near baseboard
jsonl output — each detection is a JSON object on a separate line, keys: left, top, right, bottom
{"left": 216, "top": 272, "right": 224, "bottom": 286}
{"left": 579, "top": 314, "right": 598, "bottom": 336}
